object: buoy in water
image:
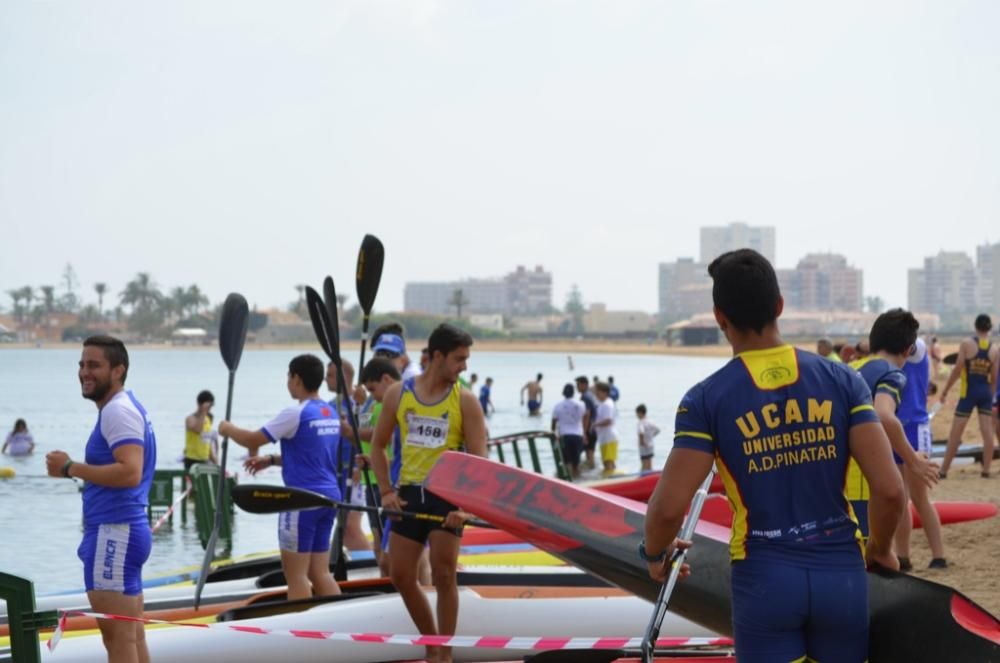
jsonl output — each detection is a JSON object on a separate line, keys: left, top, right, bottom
{"left": 0, "top": 467, "right": 16, "bottom": 479}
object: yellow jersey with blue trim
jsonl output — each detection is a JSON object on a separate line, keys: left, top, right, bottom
{"left": 396, "top": 377, "right": 465, "bottom": 485}
{"left": 672, "top": 345, "right": 879, "bottom": 566}
{"left": 843, "top": 357, "right": 907, "bottom": 514}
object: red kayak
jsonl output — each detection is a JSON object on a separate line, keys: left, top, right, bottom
{"left": 462, "top": 494, "right": 998, "bottom": 548}
{"left": 427, "top": 452, "right": 1000, "bottom": 663}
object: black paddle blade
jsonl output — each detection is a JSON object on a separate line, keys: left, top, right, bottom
{"left": 356, "top": 234, "right": 384, "bottom": 315}
{"left": 231, "top": 484, "right": 334, "bottom": 514}
{"left": 304, "top": 285, "right": 337, "bottom": 362}
{"left": 218, "top": 293, "right": 249, "bottom": 372}
{"left": 943, "top": 352, "right": 958, "bottom": 366}
{"left": 322, "top": 276, "right": 341, "bottom": 344}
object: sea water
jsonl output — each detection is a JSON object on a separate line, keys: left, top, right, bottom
{"left": 0, "top": 347, "right": 726, "bottom": 594}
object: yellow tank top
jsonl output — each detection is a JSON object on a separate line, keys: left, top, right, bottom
{"left": 397, "top": 378, "right": 464, "bottom": 485}
{"left": 184, "top": 415, "right": 213, "bottom": 461}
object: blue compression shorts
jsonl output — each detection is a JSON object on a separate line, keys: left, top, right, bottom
{"left": 731, "top": 557, "right": 869, "bottom": 663}
{"left": 78, "top": 522, "right": 152, "bottom": 596}
{"left": 957, "top": 387, "right": 993, "bottom": 417}
{"left": 278, "top": 508, "right": 336, "bottom": 553}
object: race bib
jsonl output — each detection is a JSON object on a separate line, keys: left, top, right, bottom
{"left": 406, "top": 415, "right": 449, "bottom": 449}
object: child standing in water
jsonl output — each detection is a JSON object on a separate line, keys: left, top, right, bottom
{"left": 3, "top": 419, "right": 35, "bottom": 456}
{"left": 635, "top": 404, "right": 660, "bottom": 471}
{"left": 592, "top": 382, "right": 619, "bottom": 476}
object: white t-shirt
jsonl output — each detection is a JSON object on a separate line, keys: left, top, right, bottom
{"left": 594, "top": 400, "right": 618, "bottom": 444}
{"left": 551, "top": 399, "right": 586, "bottom": 436}
{"left": 637, "top": 419, "right": 661, "bottom": 457}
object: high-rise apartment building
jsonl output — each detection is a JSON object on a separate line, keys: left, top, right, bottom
{"left": 976, "top": 242, "right": 1000, "bottom": 312}
{"left": 505, "top": 265, "right": 553, "bottom": 315}
{"left": 658, "top": 258, "right": 712, "bottom": 321}
{"left": 908, "top": 251, "right": 978, "bottom": 316}
{"left": 777, "top": 253, "right": 863, "bottom": 311}
{"left": 700, "top": 222, "right": 776, "bottom": 264}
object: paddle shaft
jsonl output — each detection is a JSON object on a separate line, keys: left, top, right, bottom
{"left": 641, "top": 470, "right": 715, "bottom": 663}
{"left": 194, "top": 367, "right": 235, "bottom": 608}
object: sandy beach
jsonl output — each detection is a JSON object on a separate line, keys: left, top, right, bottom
{"left": 4, "top": 338, "right": 998, "bottom": 617}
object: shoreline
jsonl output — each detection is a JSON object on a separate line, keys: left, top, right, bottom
{"left": 1, "top": 339, "right": 737, "bottom": 357}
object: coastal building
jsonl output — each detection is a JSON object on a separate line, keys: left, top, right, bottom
{"left": 700, "top": 222, "right": 776, "bottom": 264}
{"left": 404, "top": 265, "right": 552, "bottom": 316}
{"left": 776, "top": 253, "right": 863, "bottom": 312}
{"left": 908, "top": 251, "right": 978, "bottom": 319}
{"left": 657, "top": 258, "right": 712, "bottom": 322}
{"left": 504, "top": 265, "right": 553, "bottom": 315}
{"left": 976, "top": 241, "right": 1000, "bottom": 312}
{"left": 582, "top": 303, "right": 655, "bottom": 335}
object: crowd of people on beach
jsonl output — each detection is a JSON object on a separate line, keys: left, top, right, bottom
{"left": 27, "top": 247, "right": 1000, "bottom": 663}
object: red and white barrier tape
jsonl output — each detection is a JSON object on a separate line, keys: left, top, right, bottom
{"left": 48, "top": 609, "right": 732, "bottom": 653}
{"left": 150, "top": 486, "right": 193, "bottom": 533}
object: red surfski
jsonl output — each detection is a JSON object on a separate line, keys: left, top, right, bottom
{"left": 426, "top": 452, "right": 1000, "bottom": 663}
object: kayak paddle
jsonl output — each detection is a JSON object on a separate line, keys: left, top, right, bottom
{"left": 231, "top": 483, "right": 493, "bottom": 529}
{"left": 355, "top": 234, "right": 385, "bottom": 376}
{"left": 194, "top": 292, "right": 249, "bottom": 610}
{"left": 640, "top": 470, "right": 715, "bottom": 663}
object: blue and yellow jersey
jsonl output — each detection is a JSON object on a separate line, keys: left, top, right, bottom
{"left": 673, "top": 345, "right": 879, "bottom": 566}
{"left": 844, "top": 357, "right": 906, "bottom": 509}
{"left": 962, "top": 337, "right": 993, "bottom": 397}
{"left": 396, "top": 378, "right": 465, "bottom": 485}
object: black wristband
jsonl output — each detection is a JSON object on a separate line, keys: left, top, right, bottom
{"left": 62, "top": 459, "right": 74, "bottom": 478}
{"left": 638, "top": 539, "right": 668, "bottom": 563}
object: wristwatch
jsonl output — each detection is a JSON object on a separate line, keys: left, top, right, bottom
{"left": 638, "top": 539, "right": 668, "bottom": 563}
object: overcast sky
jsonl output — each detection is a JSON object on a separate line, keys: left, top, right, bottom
{"left": 2, "top": 1, "right": 999, "bottom": 315}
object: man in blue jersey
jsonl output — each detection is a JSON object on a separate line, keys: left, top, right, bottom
{"left": 846, "top": 310, "right": 940, "bottom": 567}
{"left": 894, "top": 336, "right": 946, "bottom": 569}
{"left": 220, "top": 354, "right": 342, "bottom": 601}
{"left": 643, "top": 249, "right": 904, "bottom": 663}
{"left": 46, "top": 335, "right": 157, "bottom": 663}
{"left": 938, "top": 314, "right": 999, "bottom": 478}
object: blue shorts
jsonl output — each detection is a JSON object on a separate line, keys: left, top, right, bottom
{"left": 278, "top": 508, "right": 336, "bottom": 553}
{"left": 527, "top": 399, "right": 541, "bottom": 413}
{"left": 731, "top": 558, "right": 868, "bottom": 663}
{"left": 957, "top": 387, "right": 993, "bottom": 417}
{"left": 78, "top": 522, "right": 152, "bottom": 596}
{"left": 901, "top": 422, "right": 932, "bottom": 463}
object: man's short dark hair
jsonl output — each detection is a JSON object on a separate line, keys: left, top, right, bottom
{"left": 869, "top": 308, "right": 919, "bottom": 356}
{"left": 707, "top": 249, "right": 781, "bottom": 334}
{"left": 289, "top": 354, "right": 325, "bottom": 392}
{"left": 83, "top": 335, "right": 129, "bottom": 383}
{"left": 536, "top": 373, "right": 543, "bottom": 381}
{"left": 975, "top": 314, "right": 993, "bottom": 333}
{"left": 562, "top": 383, "right": 575, "bottom": 398}
{"left": 575, "top": 375, "right": 589, "bottom": 385}
{"left": 197, "top": 390, "right": 215, "bottom": 405}
{"left": 427, "top": 323, "right": 473, "bottom": 358}
{"left": 360, "top": 357, "right": 401, "bottom": 384}
{"left": 371, "top": 322, "right": 405, "bottom": 346}
{"left": 636, "top": 403, "right": 647, "bottom": 415}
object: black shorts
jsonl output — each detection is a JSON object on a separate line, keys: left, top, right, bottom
{"left": 183, "top": 458, "right": 210, "bottom": 472}
{"left": 560, "top": 434, "right": 584, "bottom": 467}
{"left": 391, "top": 485, "right": 464, "bottom": 545}
{"left": 585, "top": 429, "right": 597, "bottom": 452}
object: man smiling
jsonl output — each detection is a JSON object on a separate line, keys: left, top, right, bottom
{"left": 47, "top": 336, "right": 157, "bottom": 663}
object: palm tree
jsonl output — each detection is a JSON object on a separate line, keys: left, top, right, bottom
{"left": 39, "top": 285, "right": 56, "bottom": 313}
{"left": 565, "top": 285, "right": 585, "bottom": 334}
{"left": 94, "top": 283, "right": 107, "bottom": 318}
{"left": 120, "top": 273, "right": 165, "bottom": 337}
{"left": 20, "top": 286, "right": 34, "bottom": 315}
{"left": 7, "top": 290, "right": 23, "bottom": 322}
{"left": 184, "top": 284, "right": 208, "bottom": 318}
{"left": 448, "top": 288, "right": 469, "bottom": 320}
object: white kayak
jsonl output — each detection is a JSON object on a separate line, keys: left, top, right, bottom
{"left": 35, "top": 587, "right": 714, "bottom": 663}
